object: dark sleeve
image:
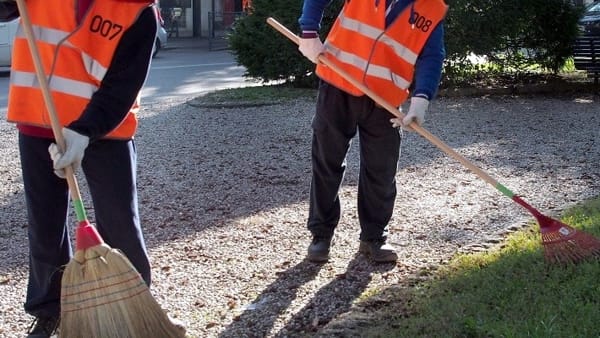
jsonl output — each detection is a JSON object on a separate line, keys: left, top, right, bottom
{"left": 67, "top": 6, "right": 157, "bottom": 140}
{"left": 0, "top": 1, "right": 19, "bottom": 21}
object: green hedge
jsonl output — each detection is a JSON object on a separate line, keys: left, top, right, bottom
{"left": 228, "top": 0, "right": 342, "bottom": 87}
{"left": 229, "top": 0, "right": 584, "bottom": 87}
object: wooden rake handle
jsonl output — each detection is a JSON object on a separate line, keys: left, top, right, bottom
{"left": 266, "top": 17, "right": 509, "bottom": 194}
{"left": 15, "top": 0, "right": 87, "bottom": 220}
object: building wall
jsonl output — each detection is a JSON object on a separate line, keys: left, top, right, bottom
{"left": 200, "top": 0, "right": 214, "bottom": 37}
{"left": 159, "top": 0, "right": 244, "bottom": 38}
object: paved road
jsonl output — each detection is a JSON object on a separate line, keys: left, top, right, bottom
{"left": 0, "top": 39, "right": 250, "bottom": 113}
{"left": 142, "top": 42, "right": 253, "bottom": 104}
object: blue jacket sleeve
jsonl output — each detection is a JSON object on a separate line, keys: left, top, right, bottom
{"left": 412, "top": 21, "right": 445, "bottom": 101}
{"left": 298, "top": 0, "right": 332, "bottom": 31}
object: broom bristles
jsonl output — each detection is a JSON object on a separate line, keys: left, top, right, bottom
{"left": 60, "top": 243, "right": 185, "bottom": 338}
{"left": 540, "top": 220, "right": 600, "bottom": 264}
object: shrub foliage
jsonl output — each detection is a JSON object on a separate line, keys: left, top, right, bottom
{"left": 228, "top": 0, "right": 342, "bottom": 87}
{"left": 229, "top": 0, "right": 584, "bottom": 87}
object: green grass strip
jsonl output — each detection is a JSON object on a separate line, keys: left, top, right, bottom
{"left": 359, "top": 196, "right": 600, "bottom": 338}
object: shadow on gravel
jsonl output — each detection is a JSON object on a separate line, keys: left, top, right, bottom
{"left": 2, "top": 88, "right": 600, "bottom": 336}
{"left": 324, "top": 236, "right": 600, "bottom": 337}
{"left": 133, "top": 100, "right": 315, "bottom": 243}
{"left": 217, "top": 254, "right": 395, "bottom": 338}
{"left": 2, "top": 94, "right": 600, "bottom": 271}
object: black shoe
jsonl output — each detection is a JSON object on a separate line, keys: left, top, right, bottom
{"left": 27, "top": 316, "right": 59, "bottom": 338}
{"left": 359, "top": 240, "right": 398, "bottom": 263}
{"left": 307, "top": 236, "right": 332, "bottom": 262}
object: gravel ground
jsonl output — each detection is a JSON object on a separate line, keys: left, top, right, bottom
{"left": 0, "top": 93, "right": 599, "bottom": 337}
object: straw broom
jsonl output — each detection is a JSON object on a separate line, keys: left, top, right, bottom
{"left": 15, "top": 1, "right": 186, "bottom": 336}
{"left": 266, "top": 17, "right": 600, "bottom": 265}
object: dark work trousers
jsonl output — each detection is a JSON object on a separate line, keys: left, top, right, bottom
{"left": 19, "top": 133, "right": 151, "bottom": 319}
{"left": 308, "top": 81, "right": 402, "bottom": 242}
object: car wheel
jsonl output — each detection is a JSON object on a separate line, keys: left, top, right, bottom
{"left": 153, "top": 38, "right": 161, "bottom": 58}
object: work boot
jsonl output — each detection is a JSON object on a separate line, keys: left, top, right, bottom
{"left": 359, "top": 240, "right": 398, "bottom": 263}
{"left": 307, "top": 236, "right": 332, "bottom": 262}
{"left": 27, "top": 316, "right": 59, "bottom": 338}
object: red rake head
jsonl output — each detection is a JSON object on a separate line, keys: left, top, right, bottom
{"left": 538, "top": 214, "right": 600, "bottom": 265}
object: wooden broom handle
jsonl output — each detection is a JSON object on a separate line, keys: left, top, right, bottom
{"left": 266, "top": 17, "right": 500, "bottom": 189}
{"left": 16, "top": 0, "right": 84, "bottom": 202}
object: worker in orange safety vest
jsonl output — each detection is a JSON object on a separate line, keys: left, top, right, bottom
{"left": 0, "top": 1, "right": 183, "bottom": 336}
{"left": 298, "top": 0, "right": 447, "bottom": 263}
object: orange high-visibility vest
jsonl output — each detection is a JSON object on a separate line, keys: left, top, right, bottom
{"left": 316, "top": 0, "right": 448, "bottom": 107}
{"left": 7, "top": 0, "right": 153, "bottom": 140}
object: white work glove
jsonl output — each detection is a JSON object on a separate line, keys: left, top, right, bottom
{"left": 298, "top": 32, "right": 324, "bottom": 64}
{"left": 390, "top": 96, "right": 429, "bottom": 131}
{"left": 48, "top": 128, "right": 89, "bottom": 178}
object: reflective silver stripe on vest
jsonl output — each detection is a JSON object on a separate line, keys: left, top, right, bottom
{"left": 10, "top": 71, "right": 97, "bottom": 99}
{"left": 378, "top": 34, "right": 418, "bottom": 64}
{"left": 81, "top": 53, "right": 108, "bottom": 82}
{"left": 366, "top": 62, "right": 411, "bottom": 89}
{"left": 337, "top": 12, "right": 418, "bottom": 65}
{"left": 338, "top": 12, "right": 383, "bottom": 40}
{"left": 16, "top": 24, "right": 73, "bottom": 47}
{"left": 15, "top": 25, "right": 107, "bottom": 82}
{"left": 325, "top": 43, "right": 411, "bottom": 90}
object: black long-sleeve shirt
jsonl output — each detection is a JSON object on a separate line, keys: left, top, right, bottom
{"left": 0, "top": 2, "right": 157, "bottom": 141}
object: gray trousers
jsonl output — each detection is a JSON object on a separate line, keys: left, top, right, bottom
{"left": 307, "top": 81, "right": 402, "bottom": 242}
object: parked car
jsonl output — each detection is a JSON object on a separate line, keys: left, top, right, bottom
{"left": 0, "top": 17, "right": 19, "bottom": 67}
{"left": 579, "top": 1, "right": 600, "bottom": 36}
{"left": 153, "top": 5, "right": 168, "bottom": 57}
{"left": 154, "top": 25, "right": 168, "bottom": 58}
